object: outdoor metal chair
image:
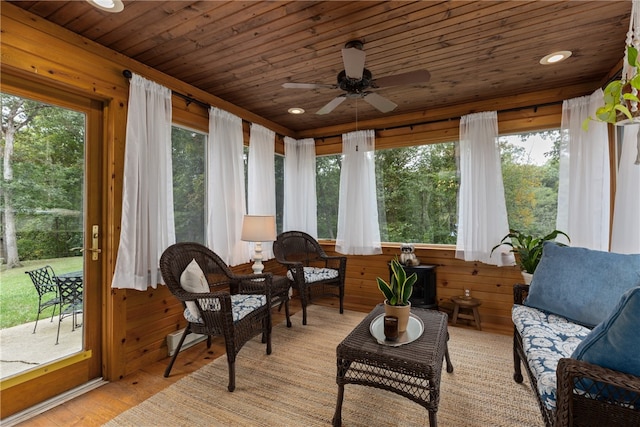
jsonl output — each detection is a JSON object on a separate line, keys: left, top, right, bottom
{"left": 159, "top": 242, "right": 273, "bottom": 391}
{"left": 273, "top": 231, "right": 346, "bottom": 325}
{"left": 55, "top": 273, "right": 83, "bottom": 345}
{"left": 25, "top": 265, "right": 60, "bottom": 333}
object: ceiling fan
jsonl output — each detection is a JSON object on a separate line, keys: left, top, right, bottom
{"left": 282, "top": 40, "right": 430, "bottom": 115}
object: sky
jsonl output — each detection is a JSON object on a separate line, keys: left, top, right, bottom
{"left": 500, "top": 132, "right": 557, "bottom": 166}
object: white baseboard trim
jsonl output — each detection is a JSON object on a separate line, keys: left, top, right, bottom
{"left": 166, "top": 329, "right": 207, "bottom": 357}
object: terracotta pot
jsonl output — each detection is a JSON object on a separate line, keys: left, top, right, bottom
{"left": 383, "top": 300, "right": 411, "bottom": 333}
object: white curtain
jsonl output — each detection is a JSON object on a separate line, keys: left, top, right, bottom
{"left": 248, "top": 123, "right": 276, "bottom": 259}
{"left": 557, "top": 90, "right": 610, "bottom": 250}
{"left": 112, "top": 73, "right": 175, "bottom": 290}
{"left": 283, "top": 137, "right": 317, "bottom": 237}
{"left": 336, "top": 130, "right": 382, "bottom": 255}
{"left": 456, "top": 111, "right": 512, "bottom": 266}
{"left": 611, "top": 124, "right": 640, "bottom": 253}
{"left": 206, "top": 107, "right": 249, "bottom": 266}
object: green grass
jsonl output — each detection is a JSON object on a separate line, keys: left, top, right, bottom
{"left": 0, "top": 257, "right": 83, "bottom": 329}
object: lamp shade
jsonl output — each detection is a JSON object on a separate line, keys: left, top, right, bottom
{"left": 241, "top": 215, "right": 277, "bottom": 242}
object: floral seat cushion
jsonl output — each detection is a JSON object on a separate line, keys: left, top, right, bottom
{"left": 287, "top": 266, "right": 339, "bottom": 283}
{"left": 512, "top": 305, "right": 592, "bottom": 410}
{"left": 184, "top": 294, "right": 267, "bottom": 324}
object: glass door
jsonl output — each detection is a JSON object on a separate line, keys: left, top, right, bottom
{"left": 0, "top": 74, "right": 103, "bottom": 417}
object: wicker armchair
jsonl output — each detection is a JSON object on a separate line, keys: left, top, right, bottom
{"left": 160, "top": 242, "right": 273, "bottom": 392}
{"left": 273, "top": 231, "right": 346, "bottom": 325}
{"left": 513, "top": 284, "right": 640, "bottom": 427}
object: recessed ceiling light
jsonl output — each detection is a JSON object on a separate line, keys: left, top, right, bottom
{"left": 87, "top": 0, "right": 124, "bottom": 13}
{"left": 288, "top": 107, "right": 305, "bottom": 115}
{"left": 540, "top": 51, "right": 572, "bottom": 65}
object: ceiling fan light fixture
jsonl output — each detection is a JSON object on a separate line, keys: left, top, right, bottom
{"left": 540, "top": 50, "right": 572, "bottom": 65}
{"left": 288, "top": 107, "right": 305, "bottom": 115}
{"left": 87, "top": 0, "right": 124, "bottom": 13}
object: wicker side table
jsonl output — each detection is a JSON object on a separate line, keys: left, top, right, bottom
{"left": 333, "top": 304, "right": 453, "bottom": 427}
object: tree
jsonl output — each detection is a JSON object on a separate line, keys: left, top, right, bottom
{"left": 316, "top": 155, "right": 341, "bottom": 239}
{"left": 171, "top": 127, "right": 205, "bottom": 243}
{"left": 1, "top": 94, "right": 47, "bottom": 267}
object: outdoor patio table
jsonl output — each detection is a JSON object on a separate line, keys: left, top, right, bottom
{"left": 333, "top": 304, "right": 453, "bottom": 427}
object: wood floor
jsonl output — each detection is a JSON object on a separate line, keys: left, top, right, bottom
{"left": 16, "top": 298, "right": 505, "bottom": 426}
{"left": 17, "top": 300, "right": 307, "bottom": 426}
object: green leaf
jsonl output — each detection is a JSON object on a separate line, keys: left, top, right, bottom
{"left": 628, "top": 45, "right": 639, "bottom": 67}
{"left": 614, "top": 104, "right": 634, "bottom": 121}
{"left": 376, "top": 277, "right": 394, "bottom": 302}
{"left": 401, "top": 273, "right": 417, "bottom": 305}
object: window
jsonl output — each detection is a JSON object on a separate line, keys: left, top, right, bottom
{"left": 275, "top": 154, "right": 284, "bottom": 234}
{"left": 376, "top": 143, "right": 459, "bottom": 244}
{"left": 315, "top": 130, "right": 560, "bottom": 244}
{"left": 171, "top": 125, "right": 205, "bottom": 243}
{"left": 316, "top": 154, "right": 341, "bottom": 239}
{"left": 498, "top": 130, "right": 560, "bottom": 236}
{"left": 316, "top": 143, "right": 459, "bottom": 244}
{"left": 173, "top": 132, "right": 283, "bottom": 243}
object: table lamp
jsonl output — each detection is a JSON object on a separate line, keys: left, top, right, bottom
{"left": 241, "top": 215, "right": 277, "bottom": 274}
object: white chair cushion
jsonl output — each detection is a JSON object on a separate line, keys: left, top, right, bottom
{"left": 183, "top": 294, "right": 267, "bottom": 324}
{"left": 179, "top": 259, "right": 209, "bottom": 317}
{"left": 512, "top": 305, "right": 592, "bottom": 410}
{"left": 287, "top": 266, "right": 339, "bottom": 283}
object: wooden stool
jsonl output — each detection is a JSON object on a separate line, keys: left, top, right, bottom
{"left": 451, "top": 296, "right": 482, "bottom": 330}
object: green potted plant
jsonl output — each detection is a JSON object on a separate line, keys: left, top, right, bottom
{"left": 583, "top": 45, "right": 640, "bottom": 129}
{"left": 491, "top": 229, "right": 570, "bottom": 284}
{"left": 376, "top": 257, "right": 417, "bottom": 332}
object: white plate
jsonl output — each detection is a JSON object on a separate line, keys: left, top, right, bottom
{"left": 369, "top": 313, "right": 425, "bottom": 347}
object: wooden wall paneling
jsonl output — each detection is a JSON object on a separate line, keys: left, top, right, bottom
{"left": 321, "top": 243, "right": 521, "bottom": 334}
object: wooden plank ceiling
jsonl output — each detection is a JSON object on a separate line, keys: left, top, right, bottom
{"left": 9, "top": 1, "right": 632, "bottom": 134}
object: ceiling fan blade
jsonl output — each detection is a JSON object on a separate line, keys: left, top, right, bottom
{"left": 363, "top": 92, "right": 397, "bottom": 113}
{"left": 341, "top": 47, "right": 366, "bottom": 80}
{"left": 282, "top": 82, "right": 337, "bottom": 90}
{"left": 371, "top": 70, "right": 431, "bottom": 88}
{"left": 316, "top": 95, "right": 347, "bottom": 115}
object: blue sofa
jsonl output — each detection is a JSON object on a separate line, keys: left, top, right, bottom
{"left": 512, "top": 243, "right": 640, "bottom": 427}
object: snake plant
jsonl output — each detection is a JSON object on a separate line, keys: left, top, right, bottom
{"left": 376, "top": 258, "right": 417, "bottom": 306}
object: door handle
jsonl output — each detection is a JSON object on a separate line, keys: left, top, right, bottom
{"left": 80, "top": 225, "right": 101, "bottom": 261}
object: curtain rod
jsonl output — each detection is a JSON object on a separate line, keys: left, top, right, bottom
{"left": 123, "top": 69, "right": 212, "bottom": 111}
{"left": 124, "top": 69, "right": 562, "bottom": 143}
{"left": 122, "top": 69, "right": 287, "bottom": 139}
{"left": 316, "top": 101, "right": 563, "bottom": 142}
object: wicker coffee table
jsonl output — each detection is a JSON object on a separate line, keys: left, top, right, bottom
{"left": 332, "top": 304, "right": 453, "bottom": 427}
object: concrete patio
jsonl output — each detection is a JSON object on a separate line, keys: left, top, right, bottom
{"left": 0, "top": 315, "right": 83, "bottom": 379}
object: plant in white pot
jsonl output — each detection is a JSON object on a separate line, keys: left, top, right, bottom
{"left": 376, "top": 258, "right": 417, "bottom": 332}
{"left": 491, "top": 229, "right": 570, "bottom": 284}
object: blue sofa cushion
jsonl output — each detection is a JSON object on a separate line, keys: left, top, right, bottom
{"left": 525, "top": 243, "right": 640, "bottom": 327}
{"left": 513, "top": 305, "right": 592, "bottom": 410}
{"left": 571, "top": 286, "right": 640, "bottom": 376}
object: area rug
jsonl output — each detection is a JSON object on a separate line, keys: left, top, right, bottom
{"left": 105, "top": 305, "right": 543, "bottom": 427}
